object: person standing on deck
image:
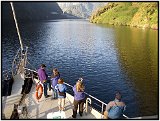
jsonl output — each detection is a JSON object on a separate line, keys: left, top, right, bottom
{"left": 104, "top": 91, "right": 126, "bottom": 119}
{"left": 50, "top": 68, "right": 60, "bottom": 99}
{"left": 72, "top": 79, "right": 86, "bottom": 118}
{"left": 38, "top": 64, "right": 50, "bottom": 98}
{"left": 55, "top": 78, "right": 67, "bottom": 111}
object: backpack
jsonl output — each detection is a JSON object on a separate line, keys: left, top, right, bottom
{"left": 57, "top": 84, "right": 66, "bottom": 96}
{"left": 57, "top": 88, "right": 65, "bottom": 96}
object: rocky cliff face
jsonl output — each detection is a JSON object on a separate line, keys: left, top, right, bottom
{"left": 2, "top": 2, "right": 66, "bottom": 23}
{"left": 57, "top": 2, "right": 107, "bottom": 19}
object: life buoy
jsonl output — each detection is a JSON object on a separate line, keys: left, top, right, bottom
{"left": 35, "top": 83, "right": 43, "bottom": 100}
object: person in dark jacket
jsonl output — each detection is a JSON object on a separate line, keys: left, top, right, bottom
{"left": 72, "top": 79, "right": 85, "bottom": 118}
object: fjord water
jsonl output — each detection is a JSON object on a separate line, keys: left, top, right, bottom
{"left": 2, "top": 20, "right": 158, "bottom": 118}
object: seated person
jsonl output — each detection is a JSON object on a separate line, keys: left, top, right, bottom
{"left": 104, "top": 91, "right": 126, "bottom": 119}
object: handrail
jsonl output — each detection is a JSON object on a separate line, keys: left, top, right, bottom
{"left": 65, "top": 82, "right": 129, "bottom": 118}
{"left": 64, "top": 82, "right": 107, "bottom": 105}
{"left": 64, "top": 82, "right": 107, "bottom": 118}
{"left": 24, "top": 67, "right": 37, "bottom": 73}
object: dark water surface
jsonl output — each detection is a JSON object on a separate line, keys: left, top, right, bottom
{"left": 2, "top": 20, "right": 158, "bottom": 118}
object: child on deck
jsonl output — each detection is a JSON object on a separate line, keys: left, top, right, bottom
{"left": 55, "top": 78, "right": 67, "bottom": 111}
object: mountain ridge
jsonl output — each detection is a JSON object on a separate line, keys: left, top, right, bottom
{"left": 58, "top": 2, "right": 107, "bottom": 18}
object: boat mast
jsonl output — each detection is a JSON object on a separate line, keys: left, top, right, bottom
{"left": 10, "top": 2, "right": 24, "bottom": 51}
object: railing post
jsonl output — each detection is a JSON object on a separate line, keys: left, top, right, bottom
{"left": 101, "top": 103, "right": 104, "bottom": 118}
{"left": 86, "top": 98, "right": 88, "bottom": 114}
{"left": 85, "top": 98, "right": 91, "bottom": 114}
{"left": 101, "top": 103, "right": 104, "bottom": 114}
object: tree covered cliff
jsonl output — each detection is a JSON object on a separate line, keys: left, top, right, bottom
{"left": 89, "top": 2, "right": 158, "bottom": 29}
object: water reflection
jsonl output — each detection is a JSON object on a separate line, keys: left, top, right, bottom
{"left": 113, "top": 26, "right": 158, "bottom": 116}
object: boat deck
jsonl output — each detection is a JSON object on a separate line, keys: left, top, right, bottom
{"left": 25, "top": 85, "right": 97, "bottom": 119}
{"left": 2, "top": 75, "right": 102, "bottom": 119}
{"left": 2, "top": 74, "right": 25, "bottom": 118}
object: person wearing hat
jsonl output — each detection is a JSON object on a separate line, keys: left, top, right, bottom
{"left": 38, "top": 64, "right": 49, "bottom": 98}
{"left": 103, "top": 91, "right": 126, "bottom": 119}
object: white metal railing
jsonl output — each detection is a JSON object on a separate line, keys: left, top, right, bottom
{"left": 24, "top": 67, "right": 37, "bottom": 73}
{"left": 64, "top": 82, "right": 129, "bottom": 119}
{"left": 64, "top": 82, "right": 108, "bottom": 118}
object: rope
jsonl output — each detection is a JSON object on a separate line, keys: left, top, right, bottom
{"left": 10, "top": 2, "right": 24, "bottom": 50}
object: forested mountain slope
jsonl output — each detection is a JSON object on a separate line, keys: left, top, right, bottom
{"left": 90, "top": 2, "right": 158, "bottom": 29}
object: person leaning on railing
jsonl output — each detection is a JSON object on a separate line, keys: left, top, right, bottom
{"left": 104, "top": 91, "right": 126, "bottom": 119}
{"left": 72, "top": 79, "right": 85, "bottom": 118}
